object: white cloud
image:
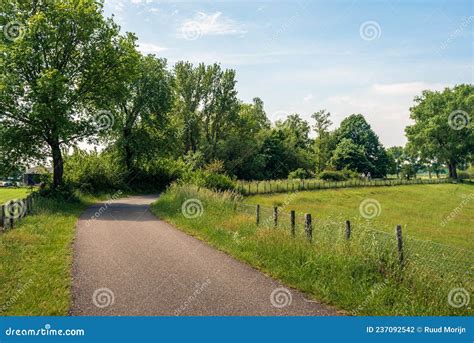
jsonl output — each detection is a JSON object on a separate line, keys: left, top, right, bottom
{"left": 137, "top": 42, "right": 167, "bottom": 54}
{"left": 179, "top": 12, "right": 246, "bottom": 38}
{"left": 303, "top": 94, "right": 313, "bottom": 103}
{"left": 371, "top": 82, "right": 446, "bottom": 96}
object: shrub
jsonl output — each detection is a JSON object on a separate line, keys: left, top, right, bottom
{"left": 63, "top": 149, "right": 125, "bottom": 193}
{"left": 288, "top": 168, "right": 309, "bottom": 180}
{"left": 202, "top": 172, "right": 235, "bottom": 191}
{"left": 319, "top": 170, "right": 347, "bottom": 181}
{"left": 457, "top": 171, "right": 471, "bottom": 180}
{"left": 178, "top": 170, "right": 235, "bottom": 192}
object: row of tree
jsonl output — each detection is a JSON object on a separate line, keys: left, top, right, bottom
{"left": 1, "top": 0, "right": 472, "bottom": 190}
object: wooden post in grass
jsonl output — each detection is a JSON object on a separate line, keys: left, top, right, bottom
{"left": 290, "top": 210, "right": 296, "bottom": 237}
{"left": 304, "top": 213, "right": 312, "bottom": 242}
{"left": 256, "top": 205, "right": 260, "bottom": 226}
{"left": 0, "top": 205, "right": 4, "bottom": 230}
{"left": 273, "top": 206, "right": 278, "bottom": 228}
{"left": 396, "top": 225, "right": 404, "bottom": 267}
{"left": 345, "top": 220, "right": 351, "bottom": 240}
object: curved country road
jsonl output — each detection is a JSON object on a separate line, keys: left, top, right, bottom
{"left": 71, "top": 195, "right": 339, "bottom": 316}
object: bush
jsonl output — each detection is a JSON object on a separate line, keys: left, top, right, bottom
{"left": 319, "top": 170, "right": 347, "bottom": 181}
{"left": 288, "top": 168, "right": 309, "bottom": 180}
{"left": 457, "top": 171, "right": 471, "bottom": 180}
{"left": 179, "top": 170, "right": 235, "bottom": 192}
{"left": 202, "top": 172, "right": 235, "bottom": 191}
{"left": 341, "top": 168, "right": 358, "bottom": 180}
{"left": 63, "top": 149, "right": 125, "bottom": 193}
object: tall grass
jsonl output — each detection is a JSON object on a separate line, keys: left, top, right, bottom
{"left": 0, "top": 192, "right": 103, "bottom": 315}
{"left": 152, "top": 184, "right": 472, "bottom": 316}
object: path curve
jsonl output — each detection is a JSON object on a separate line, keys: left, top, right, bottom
{"left": 71, "top": 195, "right": 339, "bottom": 316}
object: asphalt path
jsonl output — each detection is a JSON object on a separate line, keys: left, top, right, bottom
{"left": 70, "top": 194, "right": 339, "bottom": 316}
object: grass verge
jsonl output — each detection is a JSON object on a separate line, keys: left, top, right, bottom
{"left": 0, "top": 188, "right": 31, "bottom": 204}
{"left": 0, "top": 193, "right": 103, "bottom": 315}
{"left": 151, "top": 184, "right": 472, "bottom": 316}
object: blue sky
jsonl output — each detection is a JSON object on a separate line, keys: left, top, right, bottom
{"left": 103, "top": 0, "right": 473, "bottom": 147}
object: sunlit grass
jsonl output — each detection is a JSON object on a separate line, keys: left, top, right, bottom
{"left": 151, "top": 184, "right": 472, "bottom": 316}
{"left": 0, "top": 193, "right": 101, "bottom": 315}
{"left": 244, "top": 184, "right": 474, "bottom": 250}
{"left": 0, "top": 188, "right": 31, "bottom": 204}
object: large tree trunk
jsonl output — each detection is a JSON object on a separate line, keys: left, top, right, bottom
{"left": 123, "top": 127, "right": 133, "bottom": 172}
{"left": 448, "top": 162, "right": 458, "bottom": 178}
{"left": 51, "top": 142, "right": 63, "bottom": 189}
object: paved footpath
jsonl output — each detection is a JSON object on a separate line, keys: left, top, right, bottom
{"left": 71, "top": 195, "right": 339, "bottom": 316}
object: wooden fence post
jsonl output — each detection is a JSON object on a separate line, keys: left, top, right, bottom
{"left": 396, "top": 224, "right": 404, "bottom": 267}
{"left": 345, "top": 220, "right": 351, "bottom": 240}
{"left": 290, "top": 210, "right": 296, "bottom": 237}
{"left": 273, "top": 206, "right": 278, "bottom": 228}
{"left": 256, "top": 205, "right": 260, "bottom": 226}
{"left": 0, "top": 205, "right": 4, "bottom": 230}
{"left": 304, "top": 213, "right": 312, "bottom": 242}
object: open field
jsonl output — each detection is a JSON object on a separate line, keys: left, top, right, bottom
{"left": 236, "top": 177, "right": 454, "bottom": 195}
{"left": 244, "top": 184, "right": 474, "bottom": 250}
{"left": 0, "top": 194, "right": 101, "bottom": 315}
{"left": 152, "top": 184, "right": 473, "bottom": 316}
{"left": 0, "top": 188, "right": 30, "bottom": 204}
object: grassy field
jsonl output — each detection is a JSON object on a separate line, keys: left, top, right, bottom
{"left": 152, "top": 184, "right": 473, "bottom": 316}
{"left": 244, "top": 184, "right": 474, "bottom": 250}
{"left": 0, "top": 188, "right": 31, "bottom": 204}
{"left": 0, "top": 193, "right": 101, "bottom": 315}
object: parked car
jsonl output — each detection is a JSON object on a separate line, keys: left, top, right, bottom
{"left": 1, "top": 181, "right": 14, "bottom": 187}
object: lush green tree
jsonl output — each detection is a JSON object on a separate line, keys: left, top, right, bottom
{"left": 172, "top": 61, "right": 205, "bottom": 153}
{"left": 334, "top": 114, "right": 389, "bottom": 177}
{"left": 217, "top": 98, "right": 269, "bottom": 179}
{"left": 107, "top": 54, "right": 174, "bottom": 176}
{"left": 201, "top": 64, "right": 239, "bottom": 158}
{"left": 387, "top": 146, "right": 404, "bottom": 177}
{"left": 277, "top": 114, "right": 312, "bottom": 149}
{"left": 0, "top": 0, "right": 134, "bottom": 188}
{"left": 330, "top": 138, "right": 372, "bottom": 173}
{"left": 405, "top": 84, "right": 474, "bottom": 178}
{"left": 312, "top": 109, "right": 333, "bottom": 173}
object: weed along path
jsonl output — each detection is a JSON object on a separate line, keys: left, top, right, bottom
{"left": 71, "top": 195, "right": 338, "bottom": 316}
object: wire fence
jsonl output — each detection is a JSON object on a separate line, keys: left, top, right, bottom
{"left": 234, "top": 202, "right": 473, "bottom": 285}
{"left": 0, "top": 193, "right": 39, "bottom": 231}
{"left": 236, "top": 177, "right": 456, "bottom": 195}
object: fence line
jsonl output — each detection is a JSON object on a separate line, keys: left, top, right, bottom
{"left": 0, "top": 193, "right": 38, "bottom": 231}
{"left": 234, "top": 202, "right": 472, "bottom": 282}
{"left": 237, "top": 177, "right": 455, "bottom": 195}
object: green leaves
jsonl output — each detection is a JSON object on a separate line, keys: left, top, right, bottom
{"left": 406, "top": 84, "right": 474, "bottom": 178}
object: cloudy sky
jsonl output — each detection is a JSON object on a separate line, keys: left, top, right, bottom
{"left": 103, "top": 0, "right": 472, "bottom": 147}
